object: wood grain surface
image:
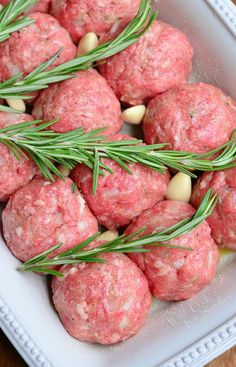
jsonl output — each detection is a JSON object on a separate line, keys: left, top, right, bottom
{"left": 0, "top": 1, "right": 236, "bottom": 367}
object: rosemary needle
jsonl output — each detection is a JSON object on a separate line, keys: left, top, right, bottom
{"left": 0, "top": 0, "right": 157, "bottom": 104}
{"left": 17, "top": 189, "right": 218, "bottom": 277}
{"left": 0, "top": 121, "right": 236, "bottom": 193}
{"left": 0, "top": 0, "right": 37, "bottom": 43}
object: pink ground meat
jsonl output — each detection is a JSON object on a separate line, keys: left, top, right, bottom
{"left": 32, "top": 69, "right": 122, "bottom": 134}
{"left": 125, "top": 200, "right": 219, "bottom": 301}
{"left": 191, "top": 168, "right": 236, "bottom": 250}
{"left": 0, "top": 0, "right": 50, "bottom": 13}
{"left": 143, "top": 83, "right": 236, "bottom": 153}
{"left": 50, "top": 0, "right": 141, "bottom": 43}
{"left": 99, "top": 20, "right": 193, "bottom": 105}
{"left": 0, "top": 112, "right": 38, "bottom": 202}
{"left": 52, "top": 253, "right": 151, "bottom": 344}
{"left": 0, "top": 12, "right": 76, "bottom": 81}
{"left": 71, "top": 134, "right": 170, "bottom": 229}
{"left": 2, "top": 177, "right": 98, "bottom": 261}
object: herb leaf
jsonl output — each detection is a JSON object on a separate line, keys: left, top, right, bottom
{"left": 0, "top": 0, "right": 157, "bottom": 100}
{"left": 0, "top": 121, "right": 236, "bottom": 193}
{"left": 17, "top": 190, "right": 217, "bottom": 276}
{"left": 0, "top": 0, "right": 38, "bottom": 43}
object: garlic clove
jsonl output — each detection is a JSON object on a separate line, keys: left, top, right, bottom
{"left": 77, "top": 32, "right": 99, "bottom": 57}
{"left": 97, "top": 231, "right": 118, "bottom": 242}
{"left": 58, "top": 165, "right": 71, "bottom": 177}
{"left": 166, "top": 172, "right": 192, "bottom": 202}
{"left": 121, "top": 105, "right": 146, "bottom": 125}
{"left": 6, "top": 98, "right": 26, "bottom": 113}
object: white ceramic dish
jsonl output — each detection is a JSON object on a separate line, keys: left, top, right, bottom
{"left": 0, "top": 1, "right": 236, "bottom": 366}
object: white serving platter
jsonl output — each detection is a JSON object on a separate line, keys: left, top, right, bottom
{"left": 0, "top": 1, "right": 236, "bottom": 366}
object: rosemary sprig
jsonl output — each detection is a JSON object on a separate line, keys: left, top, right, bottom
{"left": 17, "top": 190, "right": 217, "bottom": 276}
{"left": 0, "top": 0, "right": 37, "bottom": 43}
{"left": 0, "top": 121, "right": 236, "bottom": 193}
{"left": 0, "top": 0, "right": 156, "bottom": 102}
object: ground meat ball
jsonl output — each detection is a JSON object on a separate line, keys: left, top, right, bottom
{"left": 32, "top": 69, "right": 122, "bottom": 134}
{"left": 191, "top": 169, "right": 236, "bottom": 250}
{"left": 71, "top": 134, "right": 170, "bottom": 229}
{"left": 125, "top": 200, "right": 219, "bottom": 301}
{"left": 2, "top": 177, "right": 98, "bottom": 261}
{"left": 52, "top": 253, "right": 151, "bottom": 344}
{"left": 0, "top": 12, "right": 76, "bottom": 81}
{"left": 99, "top": 20, "right": 193, "bottom": 105}
{"left": 143, "top": 83, "right": 236, "bottom": 153}
{"left": 0, "top": 112, "right": 38, "bottom": 202}
{"left": 51, "top": 0, "right": 141, "bottom": 43}
{"left": 0, "top": 0, "right": 50, "bottom": 13}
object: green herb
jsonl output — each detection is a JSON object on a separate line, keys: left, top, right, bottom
{"left": 72, "top": 182, "right": 77, "bottom": 193}
{"left": 0, "top": 104, "right": 24, "bottom": 113}
{"left": 17, "top": 190, "right": 217, "bottom": 276}
{"left": 0, "top": 0, "right": 157, "bottom": 102}
{"left": 0, "top": 120, "right": 235, "bottom": 193}
{"left": 0, "top": 0, "right": 37, "bottom": 43}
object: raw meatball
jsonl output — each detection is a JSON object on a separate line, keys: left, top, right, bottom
{"left": 0, "top": 12, "right": 76, "bottom": 81}
{"left": 99, "top": 20, "right": 193, "bottom": 105}
{"left": 0, "top": 0, "right": 50, "bottom": 13}
{"left": 0, "top": 112, "right": 38, "bottom": 202}
{"left": 143, "top": 83, "right": 236, "bottom": 153}
{"left": 125, "top": 200, "right": 219, "bottom": 301}
{"left": 32, "top": 69, "right": 122, "bottom": 134}
{"left": 52, "top": 253, "right": 151, "bottom": 344}
{"left": 51, "top": 0, "right": 141, "bottom": 43}
{"left": 2, "top": 177, "right": 98, "bottom": 261}
{"left": 71, "top": 134, "right": 170, "bottom": 229}
{"left": 191, "top": 169, "right": 236, "bottom": 250}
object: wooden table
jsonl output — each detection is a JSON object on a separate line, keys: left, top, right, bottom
{"left": 1, "top": 0, "right": 236, "bottom": 366}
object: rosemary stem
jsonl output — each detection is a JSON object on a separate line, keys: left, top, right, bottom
{"left": 0, "top": 121, "right": 236, "bottom": 191}
{"left": 17, "top": 190, "right": 217, "bottom": 276}
{"left": 0, "top": 0, "right": 157, "bottom": 103}
{"left": 0, "top": 0, "right": 38, "bottom": 42}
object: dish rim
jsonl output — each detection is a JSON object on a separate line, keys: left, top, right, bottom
{"left": 205, "top": 0, "right": 236, "bottom": 36}
{"left": 1, "top": 291, "right": 235, "bottom": 367}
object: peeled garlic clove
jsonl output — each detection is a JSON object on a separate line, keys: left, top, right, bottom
{"left": 58, "top": 165, "right": 71, "bottom": 177}
{"left": 166, "top": 172, "right": 192, "bottom": 202}
{"left": 97, "top": 231, "right": 118, "bottom": 242}
{"left": 77, "top": 32, "right": 99, "bottom": 56}
{"left": 6, "top": 98, "right": 26, "bottom": 113}
{"left": 121, "top": 105, "right": 146, "bottom": 125}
